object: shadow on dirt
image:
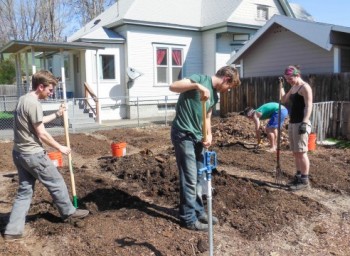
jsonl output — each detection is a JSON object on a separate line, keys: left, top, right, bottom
{"left": 81, "top": 188, "right": 179, "bottom": 225}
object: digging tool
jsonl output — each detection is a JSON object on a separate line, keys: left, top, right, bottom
{"left": 198, "top": 100, "right": 216, "bottom": 256}
{"left": 275, "top": 77, "right": 284, "bottom": 186}
{"left": 63, "top": 102, "right": 78, "bottom": 208}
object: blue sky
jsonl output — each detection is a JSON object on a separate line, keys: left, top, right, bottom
{"left": 290, "top": 0, "right": 350, "bottom": 27}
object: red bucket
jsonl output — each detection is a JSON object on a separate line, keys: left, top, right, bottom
{"left": 308, "top": 133, "right": 316, "bottom": 151}
{"left": 48, "top": 151, "right": 63, "bottom": 167}
{"left": 111, "top": 142, "right": 127, "bottom": 157}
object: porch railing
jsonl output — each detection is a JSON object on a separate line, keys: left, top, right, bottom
{"left": 84, "top": 82, "right": 100, "bottom": 123}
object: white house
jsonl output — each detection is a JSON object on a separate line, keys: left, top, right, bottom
{"left": 1, "top": 0, "right": 311, "bottom": 122}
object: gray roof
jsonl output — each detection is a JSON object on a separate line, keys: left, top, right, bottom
{"left": 68, "top": 0, "right": 295, "bottom": 42}
{"left": 227, "top": 15, "right": 350, "bottom": 65}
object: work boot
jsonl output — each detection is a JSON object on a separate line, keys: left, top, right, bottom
{"left": 288, "top": 178, "right": 311, "bottom": 191}
{"left": 3, "top": 233, "right": 25, "bottom": 242}
{"left": 186, "top": 220, "right": 209, "bottom": 231}
{"left": 65, "top": 209, "right": 89, "bottom": 220}
{"left": 287, "top": 174, "right": 301, "bottom": 187}
{"left": 198, "top": 213, "right": 219, "bottom": 225}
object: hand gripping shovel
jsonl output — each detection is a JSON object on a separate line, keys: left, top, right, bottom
{"left": 198, "top": 101, "right": 217, "bottom": 256}
{"left": 275, "top": 77, "right": 284, "bottom": 186}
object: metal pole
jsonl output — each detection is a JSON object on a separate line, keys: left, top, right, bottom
{"left": 202, "top": 101, "right": 214, "bottom": 256}
{"left": 165, "top": 95, "right": 168, "bottom": 126}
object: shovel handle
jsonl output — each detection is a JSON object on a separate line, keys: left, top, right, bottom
{"left": 202, "top": 101, "right": 207, "bottom": 141}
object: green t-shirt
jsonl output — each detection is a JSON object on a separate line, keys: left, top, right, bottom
{"left": 256, "top": 102, "right": 279, "bottom": 120}
{"left": 172, "top": 74, "right": 218, "bottom": 140}
{"left": 13, "top": 93, "right": 44, "bottom": 154}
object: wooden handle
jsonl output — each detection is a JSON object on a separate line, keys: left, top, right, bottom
{"left": 202, "top": 101, "right": 207, "bottom": 141}
{"left": 278, "top": 77, "right": 284, "bottom": 101}
{"left": 62, "top": 102, "right": 78, "bottom": 207}
{"left": 63, "top": 104, "right": 71, "bottom": 148}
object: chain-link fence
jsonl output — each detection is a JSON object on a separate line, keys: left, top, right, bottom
{"left": 0, "top": 94, "right": 178, "bottom": 141}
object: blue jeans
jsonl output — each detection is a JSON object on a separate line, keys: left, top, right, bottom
{"left": 171, "top": 126, "right": 205, "bottom": 226}
{"left": 5, "top": 150, "right": 76, "bottom": 235}
{"left": 267, "top": 107, "right": 288, "bottom": 128}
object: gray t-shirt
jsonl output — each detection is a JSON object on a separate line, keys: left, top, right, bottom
{"left": 13, "top": 93, "right": 44, "bottom": 154}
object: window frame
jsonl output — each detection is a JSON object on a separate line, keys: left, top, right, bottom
{"left": 256, "top": 5, "right": 269, "bottom": 21}
{"left": 153, "top": 44, "right": 184, "bottom": 86}
{"left": 99, "top": 54, "right": 116, "bottom": 80}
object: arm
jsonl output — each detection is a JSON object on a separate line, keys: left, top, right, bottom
{"left": 280, "top": 85, "right": 292, "bottom": 104}
{"left": 252, "top": 114, "right": 261, "bottom": 144}
{"left": 202, "top": 108, "right": 213, "bottom": 148}
{"left": 301, "top": 84, "right": 313, "bottom": 122}
{"left": 42, "top": 103, "right": 65, "bottom": 124}
{"left": 169, "top": 78, "right": 210, "bottom": 101}
{"left": 34, "top": 122, "right": 71, "bottom": 155}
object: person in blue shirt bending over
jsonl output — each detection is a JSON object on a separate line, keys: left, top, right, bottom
{"left": 242, "top": 102, "right": 288, "bottom": 153}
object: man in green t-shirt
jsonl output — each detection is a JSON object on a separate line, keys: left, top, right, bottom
{"left": 170, "top": 66, "right": 240, "bottom": 231}
{"left": 242, "top": 102, "right": 288, "bottom": 153}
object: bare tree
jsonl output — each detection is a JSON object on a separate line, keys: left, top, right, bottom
{"left": 0, "top": 0, "right": 70, "bottom": 45}
{"left": 0, "top": 0, "right": 116, "bottom": 46}
{"left": 72, "top": 0, "right": 116, "bottom": 26}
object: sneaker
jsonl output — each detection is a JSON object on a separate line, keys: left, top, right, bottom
{"left": 198, "top": 214, "right": 219, "bottom": 225}
{"left": 67, "top": 209, "right": 89, "bottom": 220}
{"left": 288, "top": 180, "right": 311, "bottom": 191}
{"left": 3, "top": 233, "right": 24, "bottom": 242}
{"left": 186, "top": 220, "right": 209, "bottom": 231}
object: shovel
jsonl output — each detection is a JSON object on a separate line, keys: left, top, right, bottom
{"left": 275, "top": 77, "right": 284, "bottom": 186}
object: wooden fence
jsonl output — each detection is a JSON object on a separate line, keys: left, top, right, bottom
{"left": 220, "top": 72, "right": 350, "bottom": 114}
{"left": 219, "top": 73, "right": 350, "bottom": 140}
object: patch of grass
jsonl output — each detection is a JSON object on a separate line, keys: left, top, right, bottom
{"left": 0, "top": 112, "right": 14, "bottom": 119}
{"left": 324, "top": 138, "right": 350, "bottom": 149}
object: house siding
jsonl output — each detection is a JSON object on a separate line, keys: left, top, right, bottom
{"left": 119, "top": 25, "right": 203, "bottom": 99}
{"left": 216, "top": 33, "right": 234, "bottom": 71}
{"left": 84, "top": 44, "right": 126, "bottom": 120}
{"left": 241, "top": 25, "right": 334, "bottom": 77}
{"left": 230, "top": 0, "right": 285, "bottom": 26}
{"left": 202, "top": 31, "right": 216, "bottom": 75}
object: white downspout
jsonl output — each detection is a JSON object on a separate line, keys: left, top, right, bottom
{"left": 95, "top": 49, "right": 101, "bottom": 124}
{"left": 60, "top": 49, "right": 67, "bottom": 102}
{"left": 333, "top": 46, "right": 341, "bottom": 73}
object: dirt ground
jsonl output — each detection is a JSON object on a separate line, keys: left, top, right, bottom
{"left": 1, "top": 114, "right": 350, "bottom": 255}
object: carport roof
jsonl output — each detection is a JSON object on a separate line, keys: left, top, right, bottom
{"left": 0, "top": 40, "right": 104, "bottom": 54}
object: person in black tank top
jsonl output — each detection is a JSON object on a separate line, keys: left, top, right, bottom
{"left": 280, "top": 65, "right": 313, "bottom": 191}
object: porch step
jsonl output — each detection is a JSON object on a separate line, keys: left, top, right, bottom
{"left": 67, "top": 101, "right": 96, "bottom": 129}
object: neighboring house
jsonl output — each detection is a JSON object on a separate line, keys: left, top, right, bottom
{"left": 1, "top": 0, "right": 308, "bottom": 122}
{"left": 226, "top": 15, "right": 350, "bottom": 77}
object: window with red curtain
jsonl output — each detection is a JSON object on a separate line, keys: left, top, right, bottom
{"left": 172, "top": 49, "right": 181, "bottom": 66}
{"left": 156, "top": 46, "right": 183, "bottom": 84}
{"left": 157, "top": 49, "right": 167, "bottom": 65}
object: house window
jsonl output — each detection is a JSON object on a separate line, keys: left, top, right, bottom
{"left": 99, "top": 54, "right": 115, "bottom": 79}
{"left": 155, "top": 46, "right": 183, "bottom": 85}
{"left": 257, "top": 5, "right": 268, "bottom": 20}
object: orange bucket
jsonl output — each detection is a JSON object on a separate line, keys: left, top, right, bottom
{"left": 308, "top": 133, "right": 317, "bottom": 151}
{"left": 111, "top": 142, "right": 127, "bottom": 157}
{"left": 48, "top": 151, "right": 63, "bottom": 167}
